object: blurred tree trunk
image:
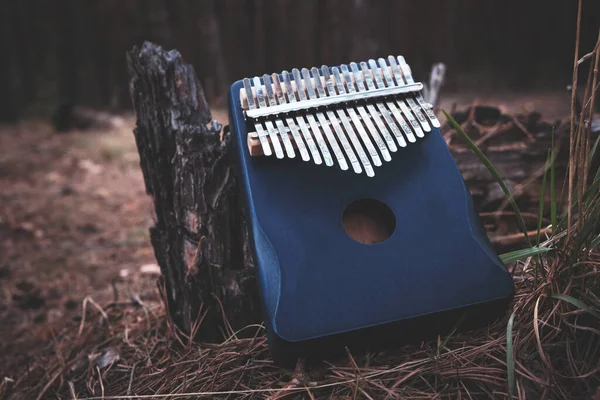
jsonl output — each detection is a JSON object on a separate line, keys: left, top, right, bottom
{"left": 53, "top": 0, "right": 78, "bottom": 130}
{"left": 197, "top": 0, "right": 228, "bottom": 101}
{"left": 0, "top": 2, "right": 18, "bottom": 121}
{"left": 1, "top": 0, "right": 600, "bottom": 123}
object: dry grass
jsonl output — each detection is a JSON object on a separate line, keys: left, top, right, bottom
{"left": 2, "top": 234, "right": 599, "bottom": 399}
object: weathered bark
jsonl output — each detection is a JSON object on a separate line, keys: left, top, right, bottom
{"left": 126, "top": 42, "right": 260, "bottom": 342}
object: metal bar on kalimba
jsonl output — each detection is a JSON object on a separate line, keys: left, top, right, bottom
{"left": 388, "top": 56, "right": 430, "bottom": 133}
{"left": 292, "top": 68, "right": 333, "bottom": 167}
{"left": 311, "top": 67, "right": 362, "bottom": 175}
{"left": 321, "top": 66, "right": 374, "bottom": 177}
{"left": 359, "top": 61, "right": 407, "bottom": 148}
{"left": 282, "top": 70, "right": 323, "bottom": 165}
{"left": 340, "top": 64, "right": 391, "bottom": 162}
{"left": 377, "top": 58, "right": 424, "bottom": 139}
{"left": 253, "top": 76, "right": 285, "bottom": 158}
{"left": 243, "top": 78, "right": 272, "bottom": 156}
{"left": 397, "top": 56, "right": 441, "bottom": 128}
{"left": 349, "top": 62, "right": 397, "bottom": 152}
{"left": 271, "top": 73, "right": 310, "bottom": 161}
{"left": 330, "top": 66, "right": 382, "bottom": 167}
{"left": 263, "top": 74, "right": 296, "bottom": 158}
{"left": 244, "top": 82, "right": 423, "bottom": 119}
{"left": 368, "top": 59, "right": 417, "bottom": 143}
{"left": 301, "top": 68, "right": 348, "bottom": 171}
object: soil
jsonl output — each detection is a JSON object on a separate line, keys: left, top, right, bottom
{"left": 0, "top": 92, "right": 572, "bottom": 382}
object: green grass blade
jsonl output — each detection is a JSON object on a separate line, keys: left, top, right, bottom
{"left": 506, "top": 311, "right": 516, "bottom": 398}
{"left": 537, "top": 151, "right": 550, "bottom": 246}
{"left": 551, "top": 294, "right": 600, "bottom": 320}
{"left": 443, "top": 110, "right": 531, "bottom": 246}
{"left": 499, "top": 247, "right": 552, "bottom": 264}
{"left": 550, "top": 126, "right": 557, "bottom": 232}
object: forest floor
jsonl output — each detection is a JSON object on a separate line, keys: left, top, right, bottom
{"left": 0, "top": 90, "right": 576, "bottom": 396}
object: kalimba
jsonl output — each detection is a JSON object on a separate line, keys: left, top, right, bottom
{"left": 228, "top": 55, "right": 514, "bottom": 366}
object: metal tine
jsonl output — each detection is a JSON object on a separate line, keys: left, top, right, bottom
{"left": 244, "top": 78, "right": 272, "bottom": 155}
{"left": 377, "top": 58, "right": 423, "bottom": 141}
{"left": 322, "top": 66, "right": 374, "bottom": 177}
{"left": 368, "top": 59, "right": 415, "bottom": 144}
{"left": 312, "top": 67, "right": 361, "bottom": 174}
{"left": 302, "top": 68, "right": 347, "bottom": 170}
{"left": 388, "top": 56, "right": 430, "bottom": 133}
{"left": 360, "top": 62, "right": 407, "bottom": 148}
{"left": 340, "top": 64, "right": 391, "bottom": 162}
{"left": 293, "top": 68, "right": 333, "bottom": 167}
{"left": 253, "top": 76, "right": 284, "bottom": 158}
{"left": 282, "top": 70, "right": 322, "bottom": 164}
{"left": 243, "top": 78, "right": 256, "bottom": 110}
{"left": 263, "top": 74, "right": 295, "bottom": 158}
{"left": 350, "top": 62, "right": 397, "bottom": 152}
{"left": 397, "top": 55, "right": 441, "bottom": 128}
{"left": 368, "top": 59, "right": 413, "bottom": 143}
{"left": 245, "top": 78, "right": 272, "bottom": 156}
{"left": 332, "top": 66, "right": 382, "bottom": 168}
{"left": 272, "top": 73, "right": 309, "bottom": 161}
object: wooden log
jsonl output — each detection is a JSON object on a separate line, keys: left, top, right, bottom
{"left": 126, "top": 42, "right": 260, "bottom": 342}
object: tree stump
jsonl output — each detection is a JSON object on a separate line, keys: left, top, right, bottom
{"left": 126, "top": 41, "right": 260, "bottom": 342}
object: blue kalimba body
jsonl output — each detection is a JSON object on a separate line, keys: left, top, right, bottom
{"left": 228, "top": 56, "right": 514, "bottom": 367}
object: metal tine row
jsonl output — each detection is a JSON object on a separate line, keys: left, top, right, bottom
{"left": 355, "top": 61, "right": 407, "bottom": 149}
{"left": 387, "top": 56, "right": 431, "bottom": 134}
{"left": 282, "top": 70, "right": 322, "bottom": 164}
{"left": 316, "top": 66, "right": 371, "bottom": 176}
{"left": 396, "top": 56, "right": 441, "bottom": 128}
{"left": 360, "top": 60, "right": 411, "bottom": 145}
{"left": 374, "top": 58, "right": 423, "bottom": 141}
{"left": 242, "top": 57, "right": 436, "bottom": 175}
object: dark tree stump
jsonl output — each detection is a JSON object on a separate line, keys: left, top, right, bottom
{"left": 126, "top": 42, "right": 260, "bottom": 342}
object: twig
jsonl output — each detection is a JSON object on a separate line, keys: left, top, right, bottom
{"left": 577, "top": 50, "right": 596, "bottom": 65}
{"left": 127, "top": 363, "right": 137, "bottom": 396}
{"left": 475, "top": 121, "right": 519, "bottom": 147}
{"left": 510, "top": 115, "right": 535, "bottom": 142}
{"left": 96, "top": 366, "right": 105, "bottom": 399}
{"left": 78, "top": 296, "right": 112, "bottom": 338}
{"left": 36, "top": 368, "right": 64, "bottom": 400}
{"left": 490, "top": 228, "right": 550, "bottom": 246}
{"left": 68, "top": 381, "right": 77, "bottom": 399}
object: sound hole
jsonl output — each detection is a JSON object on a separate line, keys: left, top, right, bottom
{"left": 342, "top": 198, "right": 396, "bottom": 244}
